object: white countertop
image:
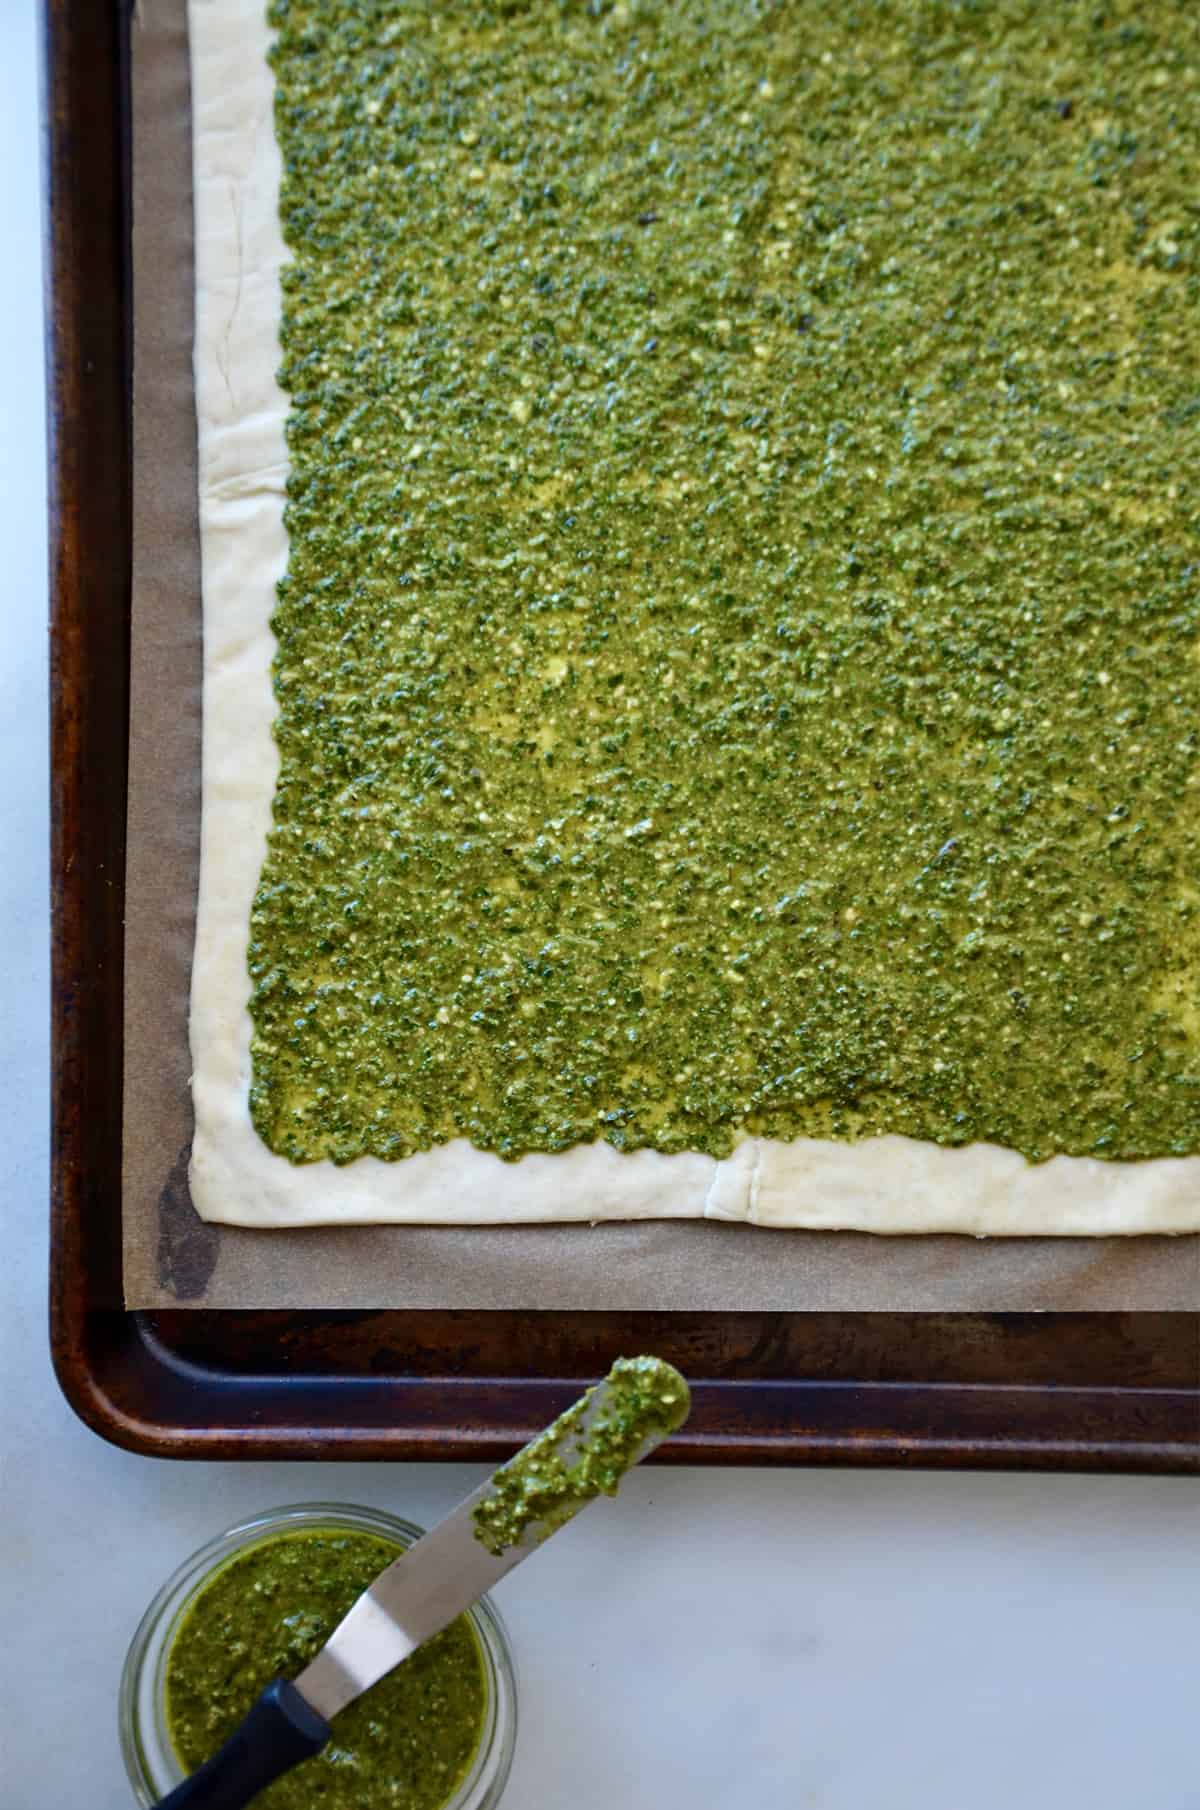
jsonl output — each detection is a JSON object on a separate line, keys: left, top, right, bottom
{"left": 4, "top": 5, "right": 1196, "bottom": 1806}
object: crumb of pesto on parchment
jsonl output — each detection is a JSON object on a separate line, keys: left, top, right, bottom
{"left": 472, "top": 1356, "right": 691, "bottom": 1555}
{"left": 251, "top": 0, "right": 1200, "bottom": 1167}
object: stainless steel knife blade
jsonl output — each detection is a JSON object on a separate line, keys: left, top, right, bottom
{"left": 295, "top": 1475, "right": 524, "bottom": 1721}
{"left": 295, "top": 1358, "right": 689, "bottom": 1723}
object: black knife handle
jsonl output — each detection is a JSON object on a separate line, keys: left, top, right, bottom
{"left": 151, "top": 1678, "right": 331, "bottom": 1810}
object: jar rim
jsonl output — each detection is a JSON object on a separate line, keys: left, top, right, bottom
{"left": 119, "top": 1501, "right": 517, "bottom": 1810}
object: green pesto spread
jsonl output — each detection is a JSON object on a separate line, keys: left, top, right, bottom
{"left": 253, "top": 0, "right": 1200, "bottom": 1166}
{"left": 165, "top": 1528, "right": 485, "bottom": 1810}
{"left": 473, "top": 1355, "right": 691, "bottom": 1555}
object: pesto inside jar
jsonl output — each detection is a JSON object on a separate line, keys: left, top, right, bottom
{"left": 251, "top": 0, "right": 1200, "bottom": 1167}
{"left": 164, "top": 1528, "right": 487, "bottom": 1810}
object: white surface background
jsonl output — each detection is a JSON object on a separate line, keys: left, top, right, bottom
{"left": 3, "top": 4, "right": 1196, "bottom": 1806}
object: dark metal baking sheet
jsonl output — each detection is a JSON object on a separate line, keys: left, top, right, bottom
{"left": 45, "top": 0, "right": 1199, "bottom": 1472}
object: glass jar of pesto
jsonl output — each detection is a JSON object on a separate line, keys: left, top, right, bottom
{"left": 120, "top": 1502, "right": 517, "bottom": 1810}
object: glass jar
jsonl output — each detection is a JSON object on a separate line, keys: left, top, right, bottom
{"left": 120, "top": 1501, "right": 517, "bottom": 1809}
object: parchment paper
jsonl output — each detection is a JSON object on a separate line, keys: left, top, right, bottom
{"left": 122, "top": 0, "right": 1199, "bottom": 1310}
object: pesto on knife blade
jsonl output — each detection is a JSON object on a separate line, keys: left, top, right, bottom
{"left": 473, "top": 1356, "right": 692, "bottom": 1556}
{"left": 252, "top": 0, "right": 1200, "bottom": 1167}
{"left": 164, "top": 1529, "right": 486, "bottom": 1810}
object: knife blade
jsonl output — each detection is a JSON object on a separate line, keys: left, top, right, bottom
{"left": 152, "top": 1356, "right": 689, "bottom": 1810}
{"left": 295, "top": 1470, "right": 535, "bottom": 1723}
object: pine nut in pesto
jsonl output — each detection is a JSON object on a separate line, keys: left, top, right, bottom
{"left": 252, "top": 0, "right": 1200, "bottom": 1170}
{"left": 472, "top": 1356, "right": 692, "bottom": 1556}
